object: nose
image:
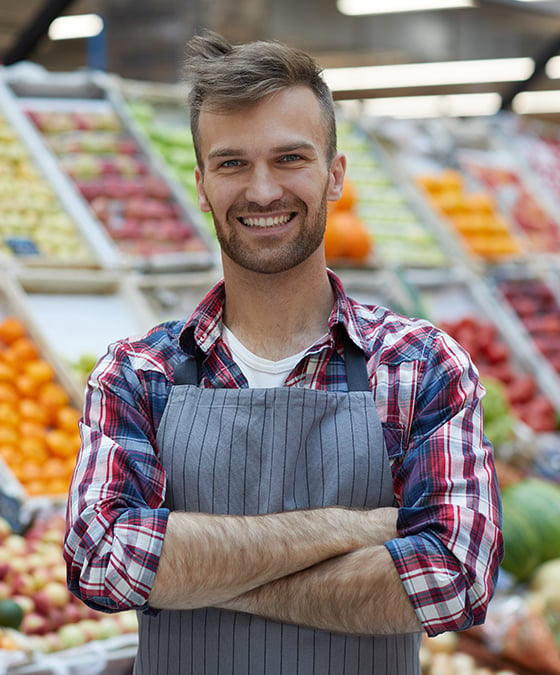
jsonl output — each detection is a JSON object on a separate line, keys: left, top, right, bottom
{"left": 245, "top": 165, "right": 283, "bottom": 206}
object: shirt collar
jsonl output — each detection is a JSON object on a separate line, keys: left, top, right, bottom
{"left": 179, "top": 270, "right": 373, "bottom": 357}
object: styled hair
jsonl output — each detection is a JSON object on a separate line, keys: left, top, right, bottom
{"left": 183, "top": 31, "right": 337, "bottom": 168}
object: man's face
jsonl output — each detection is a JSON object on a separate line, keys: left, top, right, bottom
{"left": 194, "top": 86, "right": 345, "bottom": 275}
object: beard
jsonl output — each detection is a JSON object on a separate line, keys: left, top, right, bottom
{"left": 207, "top": 189, "right": 329, "bottom": 275}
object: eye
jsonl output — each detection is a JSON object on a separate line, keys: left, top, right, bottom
{"left": 280, "top": 154, "right": 303, "bottom": 163}
{"left": 220, "top": 159, "right": 243, "bottom": 168}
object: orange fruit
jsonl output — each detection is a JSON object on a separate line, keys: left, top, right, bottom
{"left": 0, "top": 382, "right": 17, "bottom": 404}
{"left": 8, "top": 337, "right": 39, "bottom": 364}
{"left": 20, "top": 436, "right": 48, "bottom": 462}
{"left": 46, "top": 477, "right": 70, "bottom": 496}
{"left": 0, "top": 443, "right": 17, "bottom": 464}
{"left": 0, "top": 427, "right": 18, "bottom": 447}
{"left": 23, "top": 359, "right": 55, "bottom": 386}
{"left": 0, "top": 317, "right": 26, "bottom": 346}
{"left": 0, "top": 402, "right": 20, "bottom": 428}
{"left": 0, "top": 362, "right": 17, "bottom": 384}
{"left": 324, "top": 211, "right": 372, "bottom": 262}
{"left": 19, "top": 398, "right": 49, "bottom": 426}
{"left": 345, "top": 221, "right": 373, "bottom": 261}
{"left": 324, "top": 211, "right": 348, "bottom": 260}
{"left": 25, "top": 480, "right": 47, "bottom": 497}
{"left": 15, "top": 374, "right": 39, "bottom": 398}
{"left": 19, "top": 419, "right": 46, "bottom": 440}
{"left": 43, "top": 457, "right": 66, "bottom": 479}
{"left": 17, "top": 460, "right": 44, "bottom": 482}
{"left": 55, "top": 406, "right": 81, "bottom": 433}
{"left": 45, "top": 429, "right": 75, "bottom": 459}
{"left": 38, "top": 382, "right": 70, "bottom": 424}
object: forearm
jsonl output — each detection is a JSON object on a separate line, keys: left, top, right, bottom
{"left": 219, "top": 544, "right": 423, "bottom": 635}
{"left": 148, "top": 507, "right": 399, "bottom": 610}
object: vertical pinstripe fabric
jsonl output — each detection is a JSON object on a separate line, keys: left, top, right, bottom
{"left": 135, "top": 353, "right": 422, "bottom": 674}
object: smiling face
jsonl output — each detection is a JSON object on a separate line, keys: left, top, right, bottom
{"left": 195, "top": 86, "right": 345, "bottom": 275}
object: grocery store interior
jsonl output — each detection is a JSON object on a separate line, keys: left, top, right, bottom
{"left": 1, "top": 0, "right": 560, "bottom": 673}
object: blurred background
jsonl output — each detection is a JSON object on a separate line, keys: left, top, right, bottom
{"left": 2, "top": 3, "right": 560, "bottom": 675}
{"left": 2, "top": 0, "right": 560, "bottom": 120}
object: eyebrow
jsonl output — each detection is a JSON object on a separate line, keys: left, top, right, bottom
{"left": 207, "top": 141, "right": 318, "bottom": 162}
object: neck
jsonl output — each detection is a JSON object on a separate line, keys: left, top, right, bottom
{"left": 222, "top": 254, "right": 335, "bottom": 361}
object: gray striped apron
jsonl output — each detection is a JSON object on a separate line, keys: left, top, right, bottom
{"left": 135, "top": 338, "right": 422, "bottom": 674}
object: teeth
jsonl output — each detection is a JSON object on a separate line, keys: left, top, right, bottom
{"left": 242, "top": 214, "right": 291, "bottom": 228}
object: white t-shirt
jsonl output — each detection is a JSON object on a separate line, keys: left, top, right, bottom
{"left": 222, "top": 325, "right": 311, "bottom": 388}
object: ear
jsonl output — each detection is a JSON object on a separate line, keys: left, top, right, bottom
{"left": 327, "top": 152, "right": 347, "bottom": 203}
{"left": 195, "top": 166, "right": 211, "bottom": 213}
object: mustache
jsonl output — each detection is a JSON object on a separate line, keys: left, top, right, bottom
{"left": 229, "top": 198, "right": 306, "bottom": 216}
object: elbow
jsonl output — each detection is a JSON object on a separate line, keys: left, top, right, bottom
{"left": 65, "top": 551, "right": 150, "bottom": 614}
{"left": 64, "top": 545, "right": 135, "bottom": 614}
{"left": 421, "top": 561, "right": 500, "bottom": 637}
{"left": 63, "top": 528, "right": 152, "bottom": 614}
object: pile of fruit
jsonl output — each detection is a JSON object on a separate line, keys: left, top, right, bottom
{"left": 460, "top": 157, "right": 560, "bottom": 254}
{"left": 513, "top": 129, "right": 560, "bottom": 213}
{"left": 416, "top": 169, "right": 523, "bottom": 262}
{"left": 126, "top": 99, "right": 215, "bottom": 235}
{"left": 437, "top": 315, "right": 558, "bottom": 433}
{"left": 0, "top": 315, "right": 81, "bottom": 497}
{"left": 25, "top": 106, "right": 209, "bottom": 262}
{"left": 0, "top": 114, "right": 93, "bottom": 263}
{"left": 421, "top": 632, "right": 518, "bottom": 674}
{"left": 325, "top": 179, "right": 373, "bottom": 264}
{"left": 338, "top": 121, "right": 449, "bottom": 267}
{"left": 500, "top": 477, "right": 560, "bottom": 582}
{"left": 498, "top": 277, "right": 560, "bottom": 376}
{"left": 0, "top": 512, "right": 137, "bottom": 658}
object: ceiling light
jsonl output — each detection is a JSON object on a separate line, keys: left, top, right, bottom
{"left": 545, "top": 55, "right": 560, "bottom": 78}
{"left": 337, "top": 0, "right": 475, "bottom": 15}
{"left": 48, "top": 14, "right": 104, "bottom": 41}
{"left": 339, "top": 93, "right": 502, "bottom": 118}
{"left": 323, "top": 58, "right": 535, "bottom": 92}
{"left": 512, "top": 90, "right": 560, "bottom": 114}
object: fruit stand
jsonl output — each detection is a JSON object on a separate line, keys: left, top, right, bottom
{"left": 0, "top": 65, "right": 560, "bottom": 674}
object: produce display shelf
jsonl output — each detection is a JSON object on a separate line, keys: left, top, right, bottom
{"left": 456, "top": 145, "right": 560, "bottom": 261}
{"left": 485, "top": 264, "right": 560, "bottom": 412}
{"left": 374, "top": 117, "right": 532, "bottom": 271}
{"left": 0, "top": 269, "right": 86, "bottom": 530}
{"left": 336, "top": 268, "right": 418, "bottom": 317}
{"left": 495, "top": 113, "right": 560, "bottom": 224}
{"left": 13, "top": 267, "right": 157, "bottom": 393}
{"left": 399, "top": 265, "right": 560, "bottom": 439}
{"left": 4, "top": 633, "right": 137, "bottom": 675}
{"left": 105, "top": 76, "right": 216, "bottom": 244}
{"left": 336, "top": 116, "right": 458, "bottom": 271}
{"left": 133, "top": 269, "right": 222, "bottom": 324}
{"left": 0, "top": 78, "right": 116, "bottom": 271}
{"left": 1, "top": 69, "right": 216, "bottom": 275}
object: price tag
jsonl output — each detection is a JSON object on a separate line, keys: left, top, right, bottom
{"left": 4, "top": 238, "right": 41, "bottom": 256}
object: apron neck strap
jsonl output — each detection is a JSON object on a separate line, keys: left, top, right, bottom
{"left": 341, "top": 333, "right": 370, "bottom": 392}
{"left": 174, "top": 350, "right": 202, "bottom": 386}
{"left": 174, "top": 334, "right": 370, "bottom": 392}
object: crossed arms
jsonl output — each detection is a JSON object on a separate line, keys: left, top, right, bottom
{"left": 65, "top": 331, "right": 502, "bottom": 638}
{"left": 147, "top": 506, "right": 423, "bottom": 635}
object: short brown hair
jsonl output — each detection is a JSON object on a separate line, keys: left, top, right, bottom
{"left": 183, "top": 31, "right": 337, "bottom": 169}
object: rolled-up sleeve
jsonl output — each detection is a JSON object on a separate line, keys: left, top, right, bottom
{"left": 64, "top": 336, "right": 173, "bottom": 614}
{"left": 383, "top": 329, "right": 503, "bottom": 637}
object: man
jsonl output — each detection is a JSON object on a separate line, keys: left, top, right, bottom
{"left": 64, "top": 31, "right": 503, "bottom": 674}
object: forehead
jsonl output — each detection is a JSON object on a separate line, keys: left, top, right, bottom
{"left": 197, "top": 86, "right": 328, "bottom": 157}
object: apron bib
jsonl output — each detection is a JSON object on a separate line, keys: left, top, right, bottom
{"left": 135, "top": 338, "right": 421, "bottom": 674}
